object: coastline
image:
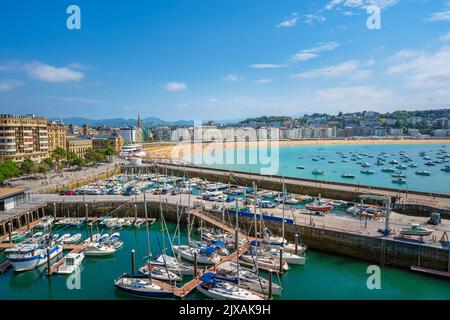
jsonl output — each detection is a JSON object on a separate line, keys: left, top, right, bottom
{"left": 144, "top": 138, "right": 450, "bottom": 160}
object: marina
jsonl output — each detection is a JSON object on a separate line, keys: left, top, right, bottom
{"left": 0, "top": 164, "right": 449, "bottom": 300}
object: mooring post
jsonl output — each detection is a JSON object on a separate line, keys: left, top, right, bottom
{"left": 279, "top": 248, "right": 283, "bottom": 273}
{"left": 26, "top": 212, "right": 30, "bottom": 231}
{"left": 418, "top": 236, "right": 422, "bottom": 267}
{"left": 46, "top": 247, "right": 51, "bottom": 276}
{"left": 194, "top": 252, "right": 198, "bottom": 277}
{"left": 134, "top": 204, "right": 138, "bottom": 221}
{"left": 131, "top": 249, "right": 136, "bottom": 275}
{"left": 85, "top": 203, "right": 88, "bottom": 222}
{"left": 268, "top": 271, "right": 273, "bottom": 300}
{"left": 89, "top": 223, "right": 93, "bottom": 242}
{"left": 53, "top": 203, "right": 56, "bottom": 217}
{"left": 295, "top": 234, "right": 299, "bottom": 255}
{"left": 8, "top": 222, "right": 12, "bottom": 245}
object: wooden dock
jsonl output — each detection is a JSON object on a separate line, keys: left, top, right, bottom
{"left": 157, "top": 208, "right": 259, "bottom": 299}
{"left": 0, "top": 220, "right": 41, "bottom": 246}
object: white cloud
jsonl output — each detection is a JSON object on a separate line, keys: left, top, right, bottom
{"left": 325, "top": 0, "right": 399, "bottom": 11}
{"left": 249, "top": 64, "right": 285, "bottom": 69}
{"left": 304, "top": 14, "right": 326, "bottom": 26}
{"left": 254, "top": 79, "right": 272, "bottom": 84}
{"left": 24, "top": 61, "right": 84, "bottom": 82}
{"left": 164, "top": 81, "right": 187, "bottom": 91}
{"left": 291, "top": 41, "right": 340, "bottom": 62}
{"left": 0, "top": 80, "right": 23, "bottom": 92}
{"left": 277, "top": 12, "right": 299, "bottom": 28}
{"left": 428, "top": 10, "right": 450, "bottom": 22}
{"left": 223, "top": 74, "right": 244, "bottom": 82}
{"left": 387, "top": 46, "right": 450, "bottom": 88}
{"left": 292, "top": 60, "right": 371, "bottom": 79}
{"left": 439, "top": 31, "right": 450, "bottom": 41}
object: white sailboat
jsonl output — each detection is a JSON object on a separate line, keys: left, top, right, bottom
{"left": 197, "top": 273, "right": 263, "bottom": 300}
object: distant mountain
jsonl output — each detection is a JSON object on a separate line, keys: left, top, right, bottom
{"left": 50, "top": 116, "right": 195, "bottom": 128}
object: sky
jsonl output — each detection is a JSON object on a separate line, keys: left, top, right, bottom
{"left": 0, "top": 0, "right": 450, "bottom": 121}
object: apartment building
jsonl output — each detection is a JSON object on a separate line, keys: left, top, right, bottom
{"left": 47, "top": 121, "right": 67, "bottom": 153}
{"left": 66, "top": 137, "right": 93, "bottom": 157}
{"left": 0, "top": 114, "right": 49, "bottom": 163}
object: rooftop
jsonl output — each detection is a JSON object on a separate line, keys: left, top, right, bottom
{"left": 0, "top": 188, "right": 25, "bottom": 200}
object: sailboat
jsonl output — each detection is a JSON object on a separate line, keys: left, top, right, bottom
{"left": 151, "top": 254, "right": 194, "bottom": 275}
{"left": 216, "top": 261, "right": 282, "bottom": 296}
{"left": 138, "top": 264, "right": 182, "bottom": 282}
{"left": 114, "top": 191, "right": 175, "bottom": 299}
{"left": 197, "top": 273, "right": 263, "bottom": 300}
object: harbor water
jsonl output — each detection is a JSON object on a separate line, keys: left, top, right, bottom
{"left": 1, "top": 222, "right": 449, "bottom": 300}
{"left": 196, "top": 143, "right": 450, "bottom": 195}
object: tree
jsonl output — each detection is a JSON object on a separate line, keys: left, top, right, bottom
{"left": 85, "top": 148, "right": 106, "bottom": 164}
{"left": 42, "top": 157, "right": 53, "bottom": 167}
{"left": 20, "top": 158, "right": 35, "bottom": 175}
{"left": 52, "top": 147, "right": 67, "bottom": 168}
{"left": 37, "top": 161, "right": 51, "bottom": 174}
{"left": 70, "top": 157, "right": 86, "bottom": 168}
{"left": 0, "top": 160, "right": 20, "bottom": 179}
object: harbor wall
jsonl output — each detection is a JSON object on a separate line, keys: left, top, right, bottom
{"left": 44, "top": 201, "right": 450, "bottom": 272}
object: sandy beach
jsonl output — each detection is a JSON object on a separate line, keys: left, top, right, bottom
{"left": 144, "top": 138, "right": 450, "bottom": 161}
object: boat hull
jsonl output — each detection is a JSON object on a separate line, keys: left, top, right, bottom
{"left": 9, "top": 245, "right": 63, "bottom": 272}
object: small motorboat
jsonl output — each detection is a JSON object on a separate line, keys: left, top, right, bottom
{"left": 64, "top": 233, "right": 82, "bottom": 244}
{"left": 415, "top": 171, "right": 431, "bottom": 176}
{"left": 305, "top": 202, "right": 333, "bottom": 212}
{"left": 392, "top": 178, "right": 407, "bottom": 185}
{"left": 400, "top": 224, "right": 434, "bottom": 237}
{"left": 37, "top": 216, "right": 54, "bottom": 229}
{"left": 312, "top": 169, "right": 324, "bottom": 175}
{"left": 341, "top": 173, "right": 355, "bottom": 179}
{"left": 55, "top": 252, "right": 84, "bottom": 274}
{"left": 296, "top": 165, "right": 305, "bottom": 170}
{"left": 360, "top": 169, "right": 375, "bottom": 175}
{"left": 83, "top": 243, "right": 116, "bottom": 256}
{"left": 134, "top": 220, "right": 144, "bottom": 228}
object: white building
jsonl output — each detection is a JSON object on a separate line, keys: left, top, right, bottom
{"left": 0, "top": 188, "right": 27, "bottom": 212}
{"left": 119, "top": 127, "right": 138, "bottom": 143}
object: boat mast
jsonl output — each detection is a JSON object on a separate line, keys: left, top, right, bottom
{"left": 253, "top": 182, "right": 258, "bottom": 263}
{"left": 282, "top": 177, "right": 286, "bottom": 243}
{"left": 187, "top": 172, "right": 191, "bottom": 244}
{"left": 143, "top": 191, "right": 153, "bottom": 284}
{"left": 235, "top": 196, "right": 240, "bottom": 288}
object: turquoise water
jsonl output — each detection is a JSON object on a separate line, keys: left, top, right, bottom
{"left": 1, "top": 222, "right": 449, "bottom": 300}
{"left": 197, "top": 143, "right": 450, "bottom": 195}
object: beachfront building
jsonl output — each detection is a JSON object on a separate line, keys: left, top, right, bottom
{"left": 389, "top": 128, "right": 404, "bottom": 136}
{"left": 0, "top": 114, "right": 49, "bottom": 163}
{"left": 154, "top": 126, "right": 172, "bottom": 141}
{"left": 66, "top": 137, "right": 93, "bottom": 157}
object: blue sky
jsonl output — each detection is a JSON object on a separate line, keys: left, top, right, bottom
{"left": 0, "top": 0, "right": 450, "bottom": 121}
